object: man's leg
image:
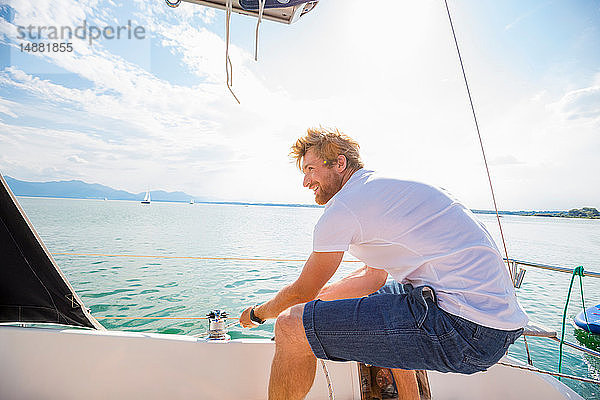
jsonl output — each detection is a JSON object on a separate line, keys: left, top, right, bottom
{"left": 390, "top": 369, "right": 420, "bottom": 400}
{"left": 269, "top": 303, "right": 316, "bottom": 400}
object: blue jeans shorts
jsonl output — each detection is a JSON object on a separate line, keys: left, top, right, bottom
{"left": 302, "top": 281, "right": 523, "bottom": 374}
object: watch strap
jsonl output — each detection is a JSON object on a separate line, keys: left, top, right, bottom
{"left": 250, "top": 306, "right": 265, "bottom": 324}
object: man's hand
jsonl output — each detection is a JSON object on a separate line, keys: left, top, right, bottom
{"left": 239, "top": 306, "right": 259, "bottom": 328}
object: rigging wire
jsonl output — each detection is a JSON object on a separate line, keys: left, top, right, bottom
{"left": 443, "top": 4, "right": 597, "bottom": 389}
{"left": 497, "top": 361, "right": 600, "bottom": 385}
{"left": 443, "top": 0, "right": 512, "bottom": 280}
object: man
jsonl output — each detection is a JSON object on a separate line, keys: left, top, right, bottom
{"left": 240, "top": 127, "right": 528, "bottom": 400}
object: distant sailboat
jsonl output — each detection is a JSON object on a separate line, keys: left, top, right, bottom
{"left": 189, "top": 199, "right": 194, "bottom": 204}
{"left": 141, "top": 191, "right": 151, "bottom": 204}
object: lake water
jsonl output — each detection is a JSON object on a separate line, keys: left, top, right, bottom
{"left": 17, "top": 197, "right": 600, "bottom": 398}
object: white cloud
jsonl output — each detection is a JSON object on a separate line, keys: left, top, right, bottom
{"left": 1, "top": 0, "right": 309, "bottom": 199}
{"left": 504, "top": 2, "right": 550, "bottom": 31}
{"left": 6, "top": 0, "right": 99, "bottom": 28}
{"left": 553, "top": 81, "right": 600, "bottom": 121}
{"left": 489, "top": 155, "right": 524, "bottom": 166}
{"left": 0, "top": 0, "right": 598, "bottom": 210}
{"left": 0, "top": 98, "right": 18, "bottom": 118}
{"left": 67, "top": 155, "right": 88, "bottom": 164}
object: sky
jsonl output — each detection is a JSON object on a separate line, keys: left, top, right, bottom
{"left": 0, "top": 0, "right": 598, "bottom": 210}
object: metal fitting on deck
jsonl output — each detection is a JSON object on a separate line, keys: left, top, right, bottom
{"left": 206, "top": 310, "right": 231, "bottom": 341}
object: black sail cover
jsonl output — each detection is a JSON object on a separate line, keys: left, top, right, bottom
{"left": 0, "top": 174, "right": 101, "bottom": 329}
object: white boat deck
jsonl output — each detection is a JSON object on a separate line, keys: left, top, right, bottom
{"left": 0, "top": 325, "right": 583, "bottom": 400}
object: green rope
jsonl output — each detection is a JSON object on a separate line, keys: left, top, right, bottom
{"left": 558, "top": 266, "right": 589, "bottom": 380}
{"left": 578, "top": 269, "right": 590, "bottom": 330}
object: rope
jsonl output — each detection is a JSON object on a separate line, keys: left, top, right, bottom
{"left": 577, "top": 268, "right": 591, "bottom": 331}
{"left": 498, "top": 361, "right": 600, "bottom": 385}
{"left": 50, "top": 252, "right": 363, "bottom": 263}
{"left": 225, "top": 0, "right": 241, "bottom": 104}
{"left": 443, "top": 0, "right": 512, "bottom": 280}
{"left": 320, "top": 359, "right": 335, "bottom": 400}
{"left": 558, "top": 266, "right": 588, "bottom": 379}
{"left": 522, "top": 335, "right": 533, "bottom": 366}
{"left": 254, "top": 0, "right": 266, "bottom": 61}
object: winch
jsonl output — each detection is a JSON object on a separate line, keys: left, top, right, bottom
{"left": 205, "top": 310, "right": 231, "bottom": 341}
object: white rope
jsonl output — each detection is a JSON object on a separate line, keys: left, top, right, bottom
{"left": 320, "top": 359, "right": 335, "bottom": 400}
{"left": 225, "top": 0, "right": 241, "bottom": 104}
{"left": 254, "top": 0, "right": 266, "bottom": 61}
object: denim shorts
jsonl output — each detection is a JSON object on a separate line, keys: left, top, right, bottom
{"left": 302, "top": 281, "right": 523, "bottom": 374}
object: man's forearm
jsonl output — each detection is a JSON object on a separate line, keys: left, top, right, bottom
{"left": 253, "top": 282, "right": 312, "bottom": 322}
{"left": 253, "top": 265, "right": 387, "bottom": 321}
{"left": 317, "top": 265, "right": 388, "bottom": 301}
{"left": 242, "top": 251, "right": 345, "bottom": 326}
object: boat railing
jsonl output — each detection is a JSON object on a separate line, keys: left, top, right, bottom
{"left": 522, "top": 321, "right": 600, "bottom": 359}
{"left": 498, "top": 258, "right": 600, "bottom": 386}
{"left": 507, "top": 258, "right": 600, "bottom": 288}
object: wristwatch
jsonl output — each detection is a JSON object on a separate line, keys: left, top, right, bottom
{"left": 250, "top": 306, "right": 265, "bottom": 324}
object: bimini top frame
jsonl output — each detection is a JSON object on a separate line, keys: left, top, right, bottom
{"left": 179, "top": 0, "right": 318, "bottom": 24}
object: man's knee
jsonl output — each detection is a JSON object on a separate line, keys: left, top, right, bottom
{"left": 274, "top": 304, "right": 307, "bottom": 345}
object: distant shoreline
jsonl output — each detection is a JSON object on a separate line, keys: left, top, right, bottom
{"left": 471, "top": 208, "right": 600, "bottom": 219}
{"left": 15, "top": 195, "right": 323, "bottom": 209}
{"left": 8, "top": 176, "right": 598, "bottom": 219}
{"left": 15, "top": 195, "right": 600, "bottom": 218}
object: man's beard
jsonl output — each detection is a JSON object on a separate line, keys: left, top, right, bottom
{"left": 315, "top": 171, "right": 343, "bottom": 205}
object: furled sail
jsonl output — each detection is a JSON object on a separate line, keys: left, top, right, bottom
{"left": 0, "top": 175, "right": 102, "bottom": 329}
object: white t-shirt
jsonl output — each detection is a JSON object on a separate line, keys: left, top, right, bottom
{"left": 313, "top": 169, "right": 528, "bottom": 330}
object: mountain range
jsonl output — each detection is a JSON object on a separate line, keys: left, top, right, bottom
{"left": 4, "top": 176, "right": 596, "bottom": 217}
{"left": 4, "top": 176, "right": 199, "bottom": 203}
{"left": 3, "top": 176, "right": 320, "bottom": 208}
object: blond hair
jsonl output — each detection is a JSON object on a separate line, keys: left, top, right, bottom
{"left": 290, "top": 127, "right": 364, "bottom": 171}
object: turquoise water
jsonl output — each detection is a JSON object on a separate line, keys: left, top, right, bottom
{"left": 17, "top": 197, "right": 600, "bottom": 398}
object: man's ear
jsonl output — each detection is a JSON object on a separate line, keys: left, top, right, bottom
{"left": 336, "top": 155, "right": 347, "bottom": 172}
